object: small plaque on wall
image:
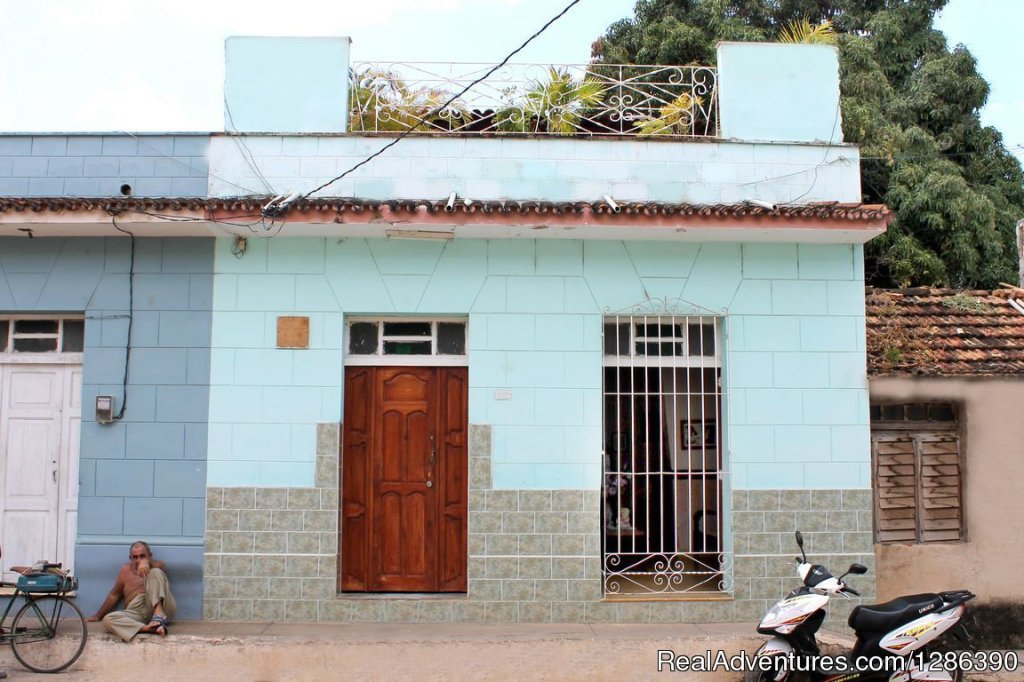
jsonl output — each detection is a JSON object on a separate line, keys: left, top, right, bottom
{"left": 277, "top": 316, "right": 309, "bottom": 349}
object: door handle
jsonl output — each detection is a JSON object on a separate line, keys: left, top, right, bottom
{"left": 427, "top": 433, "right": 436, "bottom": 488}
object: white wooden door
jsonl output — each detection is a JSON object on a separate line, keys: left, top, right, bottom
{"left": 0, "top": 364, "right": 81, "bottom": 578}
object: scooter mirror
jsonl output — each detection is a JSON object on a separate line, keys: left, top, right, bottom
{"left": 847, "top": 563, "right": 868, "bottom": 575}
{"left": 795, "top": 531, "right": 804, "bottom": 547}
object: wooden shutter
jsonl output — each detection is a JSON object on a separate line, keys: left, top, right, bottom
{"left": 872, "top": 433, "right": 962, "bottom": 543}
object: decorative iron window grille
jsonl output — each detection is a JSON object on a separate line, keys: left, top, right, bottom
{"left": 0, "top": 318, "right": 84, "bottom": 354}
{"left": 602, "top": 313, "right": 726, "bottom": 596}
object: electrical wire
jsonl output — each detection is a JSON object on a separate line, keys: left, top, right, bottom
{"left": 786, "top": 100, "right": 843, "bottom": 204}
{"left": 109, "top": 213, "right": 135, "bottom": 420}
{"left": 117, "top": 131, "right": 263, "bottom": 195}
{"left": 860, "top": 143, "right": 1024, "bottom": 161}
{"left": 126, "top": 207, "right": 264, "bottom": 228}
{"left": 222, "top": 101, "right": 277, "bottom": 195}
{"left": 301, "top": 0, "right": 585, "bottom": 200}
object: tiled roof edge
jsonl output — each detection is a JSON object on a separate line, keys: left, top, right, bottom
{"left": 0, "top": 196, "right": 891, "bottom": 221}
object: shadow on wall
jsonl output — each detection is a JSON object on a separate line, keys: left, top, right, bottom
{"left": 73, "top": 545, "right": 204, "bottom": 620}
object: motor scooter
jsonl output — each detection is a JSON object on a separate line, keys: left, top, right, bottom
{"left": 745, "top": 531, "right": 975, "bottom": 682}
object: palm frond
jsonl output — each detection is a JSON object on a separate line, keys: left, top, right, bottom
{"left": 778, "top": 18, "right": 836, "bottom": 45}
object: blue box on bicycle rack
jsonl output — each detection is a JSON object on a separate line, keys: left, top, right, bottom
{"left": 16, "top": 572, "right": 77, "bottom": 593}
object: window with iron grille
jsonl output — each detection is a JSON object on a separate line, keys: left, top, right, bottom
{"left": 602, "top": 314, "right": 725, "bottom": 596}
{"left": 870, "top": 403, "right": 963, "bottom": 544}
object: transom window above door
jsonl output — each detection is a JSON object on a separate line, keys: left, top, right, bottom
{"left": 345, "top": 318, "right": 467, "bottom": 366}
{"left": 0, "top": 318, "right": 84, "bottom": 354}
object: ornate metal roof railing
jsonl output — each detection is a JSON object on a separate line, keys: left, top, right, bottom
{"left": 348, "top": 62, "right": 718, "bottom": 138}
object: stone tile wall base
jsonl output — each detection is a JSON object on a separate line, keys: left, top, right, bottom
{"left": 732, "top": 488, "right": 876, "bottom": 631}
{"left": 204, "top": 423, "right": 874, "bottom": 625}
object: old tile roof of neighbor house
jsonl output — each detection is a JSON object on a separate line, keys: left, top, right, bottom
{"left": 866, "top": 286, "right": 1024, "bottom": 376}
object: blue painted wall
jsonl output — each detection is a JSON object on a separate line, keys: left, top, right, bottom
{"left": 208, "top": 237, "right": 869, "bottom": 492}
{"left": 0, "top": 236, "right": 213, "bottom": 618}
{"left": 0, "top": 134, "right": 209, "bottom": 197}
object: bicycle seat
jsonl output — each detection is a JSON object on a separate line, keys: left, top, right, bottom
{"left": 848, "top": 593, "right": 943, "bottom": 634}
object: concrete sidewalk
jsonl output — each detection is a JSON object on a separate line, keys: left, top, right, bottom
{"left": 0, "top": 620, "right": 767, "bottom": 681}
{"left": 1, "top": 621, "right": 1014, "bottom": 681}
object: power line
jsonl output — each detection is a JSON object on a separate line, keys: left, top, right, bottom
{"left": 300, "top": 0, "right": 584, "bottom": 201}
{"left": 223, "top": 100, "right": 277, "bottom": 195}
{"left": 109, "top": 213, "right": 135, "bottom": 421}
{"left": 117, "top": 131, "right": 262, "bottom": 195}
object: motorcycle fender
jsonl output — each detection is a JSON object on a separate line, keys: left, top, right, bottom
{"left": 879, "top": 606, "right": 964, "bottom": 654}
{"left": 760, "top": 638, "right": 794, "bottom": 657}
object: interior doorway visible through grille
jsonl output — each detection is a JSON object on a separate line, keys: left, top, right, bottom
{"left": 602, "top": 314, "right": 724, "bottom": 596}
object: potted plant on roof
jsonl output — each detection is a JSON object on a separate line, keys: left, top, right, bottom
{"left": 349, "top": 68, "right": 469, "bottom": 133}
{"left": 495, "top": 67, "right": 606, "bottom": 135}
{"left": 633, "top": 92, "right": 705, "bottom": 136}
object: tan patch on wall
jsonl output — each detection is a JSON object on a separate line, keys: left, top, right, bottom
{"left": 277, "top": 316, "right": 309, "bottom": 348}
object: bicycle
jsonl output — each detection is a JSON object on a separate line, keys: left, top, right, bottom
{"left": 1, "top": 548, "right": 87, "bottom": 674}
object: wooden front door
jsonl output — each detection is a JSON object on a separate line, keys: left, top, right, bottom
{"left": 340, "top": 366, "right": 467, "bottom": 592}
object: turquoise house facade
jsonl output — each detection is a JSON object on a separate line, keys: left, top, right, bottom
{"left": 0, "top": 38, "right": 888, "bottom": 623}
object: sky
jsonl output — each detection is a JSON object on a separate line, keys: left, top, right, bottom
{"left": 0, "top": 0, "right": 1020, "bottom": 162}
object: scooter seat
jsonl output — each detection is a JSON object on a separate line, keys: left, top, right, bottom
{"left": 848, "top": 593, "right": 943, "bottom": 634}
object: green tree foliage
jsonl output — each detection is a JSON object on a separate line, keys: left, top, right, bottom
{"left": 593, "top": 0, "right": 1024, "bottom": 288}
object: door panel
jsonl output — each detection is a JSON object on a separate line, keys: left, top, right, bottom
{"left": 0, "top": 364, "right": 80, "bottom": 578}
{"left": 58, "top": 367, "right": 81, "bottom": 575}
{"left": 438, "top": 368, "right": 468, "bottom": 591}
{"left": 373, "top": 367, "right": 436, "bottom": 591}
{"left": 340, "top": 367, "right": 372, "bottom": 591}
{"left": 341, "top": 366, "right": 467, "bottom": 593}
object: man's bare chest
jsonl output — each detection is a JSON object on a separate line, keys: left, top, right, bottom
{"left": 124, "top": 571, "right": 146, "bottom": 596}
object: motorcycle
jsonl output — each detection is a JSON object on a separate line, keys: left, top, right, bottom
{"left": 745, "top": 531, "right": 975, "bottom": 682}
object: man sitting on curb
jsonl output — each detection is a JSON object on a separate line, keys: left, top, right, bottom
{"left": 87, "top": 540, "right": 176, "bottom": 641}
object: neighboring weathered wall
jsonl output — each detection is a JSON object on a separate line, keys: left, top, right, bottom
{"left": 206, "top": 135, "right": 860, "bottom": 205}
{"left": 871, "top": 376, "right": 1024, "bottom": 603}
{"left": 0, "top": 236, "right": 214, "bottom": 618}
{"left": 0, "top": 134, "right": 209, "bottom": 197}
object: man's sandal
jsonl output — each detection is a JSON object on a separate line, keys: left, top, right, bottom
{"left": 147, "top": 614, "right": 169, "bottom": 637}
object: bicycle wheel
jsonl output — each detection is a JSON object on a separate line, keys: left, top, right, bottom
{"left": 10, "top": 595, "right": 88, "bottom": 673}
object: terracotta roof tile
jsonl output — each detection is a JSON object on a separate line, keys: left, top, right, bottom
{"left": 866, "top": 287, "right": 1024, "bottom": 376}
{"left": 0, "top": 196, "right": 890, "bottom": 222}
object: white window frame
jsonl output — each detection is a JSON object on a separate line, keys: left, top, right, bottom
{"left": 0, "top": 315, "right": 85, "bottom": 365}
{"left": 344, "top": 316, "right": 469, "bottom": 367}
{"left": 602, "top": 317, "right": 722, "bottom": 369}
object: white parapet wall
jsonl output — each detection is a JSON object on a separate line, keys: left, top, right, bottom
{"left": 224, "top": 36, "right": 351, "bottom": 134}
{"left": 717, "top": 42, "right": 843, "bottom": 144}
{"left": 208, "top": 135, "right": 861, "bottom": 204}
{"left": 215, "top": 38, "right": 858, "bottom": 204}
